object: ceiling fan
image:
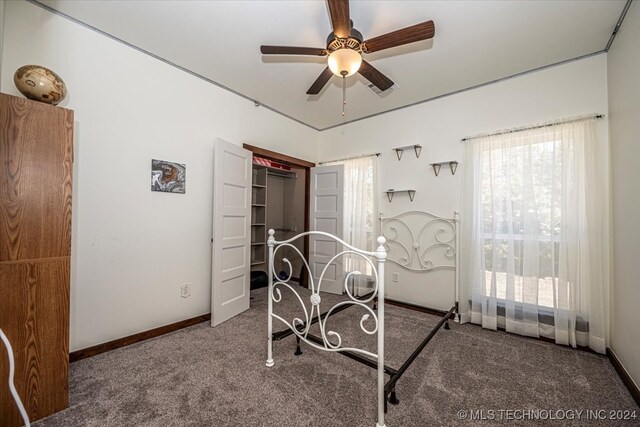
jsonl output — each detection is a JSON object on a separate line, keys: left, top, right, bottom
{"left": 260, "top": 0, "right": 435, "bottom": 97}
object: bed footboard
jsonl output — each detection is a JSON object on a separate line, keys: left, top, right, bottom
{"left": 266, "top": 229, "right": 387, "bottom": 427}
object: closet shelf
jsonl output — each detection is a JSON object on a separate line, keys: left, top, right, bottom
{"left": 251, "top": 165, "right": 268, "bottom": 267}
{"left": 392, "top": 144, "right": 422, "bottom": 160}
{"left": 384, "top": 189, "right": 416, "bottom": 202}
{"left": 250, "top": 159, "right": 304, "bottom": 270}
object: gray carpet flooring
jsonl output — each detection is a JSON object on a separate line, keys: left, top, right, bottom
{"left": 35, "top": 287, "right": 638, "bottom": 426}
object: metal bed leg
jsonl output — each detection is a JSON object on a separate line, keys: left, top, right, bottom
{"left": 444, "top": 321, "right": 450, "bottom": 330}
{"left": 294, "top": 336, "right": 303, "bottom": 356}
{"left": 454, "top": 301, "right": 460, "bottom": 323}
{"left": 389, "top": 389, "right": 400, "bottom": 405}
{"left": 266, "top": 232, "right": 275, "bottom": 368}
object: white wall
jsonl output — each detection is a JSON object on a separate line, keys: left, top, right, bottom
{"left": 608, "top": 0, "right": 640, "bottom": 389}
{"left": 318, "top": 55, "right": 610, "bottom": 311}
{"left": 1, "top": 1, "right": 319, "bottom": 351}
{"left": 0, "top": 0, "right": 5, "bottom": 82}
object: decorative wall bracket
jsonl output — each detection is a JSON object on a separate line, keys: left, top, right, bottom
{"left": 392, "top": 144, "right": 422, "bottom": 160}
{"left": 384, "top": 189, "right": 416, "bottom": 202}
{"left": 430, "top": 161, "right": 458, "bottom": 176}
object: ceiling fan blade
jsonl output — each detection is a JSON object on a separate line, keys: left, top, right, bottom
{"left": 358, "top": 60, "right": 394, "bottom": 92}
{"left": 260, "top": 45, "right": 328, "bottom": 56}
{"left": 362, "top": 20, "right": 435, "bottom": 53}
{"left": 327, "top": 0, "right": 351, "bottom": 39}
{"left": 307, "top": 67, "right": 334, "bottom": 95}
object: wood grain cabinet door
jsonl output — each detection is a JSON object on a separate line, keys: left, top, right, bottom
{"left": 0, "top": 94, "right": 73, "bottom": 262}
{"left": 0, "top": 93, "right": 73, "bottom": 426}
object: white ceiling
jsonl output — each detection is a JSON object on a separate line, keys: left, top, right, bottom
{"left": 39, "top": 0, "right": 625, "bottom": 130}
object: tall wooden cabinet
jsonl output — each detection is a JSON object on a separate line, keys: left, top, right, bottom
{"left": 0, "top": 93, "right": 73, "bottom": 426}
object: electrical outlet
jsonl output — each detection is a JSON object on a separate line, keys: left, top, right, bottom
{"left": 393, "top": 272, "right": 399, "bottom": 283}
{"left": 180, "top": 283, "right": 191, "bottom": 298}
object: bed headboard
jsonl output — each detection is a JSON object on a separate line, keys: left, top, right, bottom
{"left": 379, "top": 210, "right": 458, "bottom": 272}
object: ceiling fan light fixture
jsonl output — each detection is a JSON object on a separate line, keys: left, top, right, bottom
{"left": 328, "top": 48, "right": 362, "bottom": 77}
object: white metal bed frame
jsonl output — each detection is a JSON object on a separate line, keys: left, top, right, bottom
{"left": 380, "top": 210, "right": 459, "bottom": 319}
{"left": 265, "top": 211, "right": 459, "bottom": 427}
{"left": 266, "top": 229, "right": 388, "bottom": 427}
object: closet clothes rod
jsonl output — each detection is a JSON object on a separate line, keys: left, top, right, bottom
{"left": 461, "top": 114, "right": 604, "bottom": 142}
{"left": 266, "top": 170, "right": 296, "bottom": 179}
{"left": 318, "top": 152, "right": 381, "bottom": 165}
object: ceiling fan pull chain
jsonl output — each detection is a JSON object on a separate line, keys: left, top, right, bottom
{"left": 342, "top": 75, "right": 346, "bottom": 116}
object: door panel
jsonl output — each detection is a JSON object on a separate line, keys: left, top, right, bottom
{"left": 309, "top": 165, "right": 344, "bottom": 295}
{"left": 212, "top": 139, "right": 251, "bottom": 326}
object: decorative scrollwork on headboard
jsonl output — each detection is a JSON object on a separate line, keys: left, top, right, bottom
{"left": 380, "top": 210, "right": 458, "bottom": 272}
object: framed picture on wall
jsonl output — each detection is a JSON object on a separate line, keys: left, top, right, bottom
{"left": 151, "top": 159, "right": 186, "bottom": 194}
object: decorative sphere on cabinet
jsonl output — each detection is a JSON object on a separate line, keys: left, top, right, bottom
{"left": 13, "top": 65, "right": 67, "bottom": 105}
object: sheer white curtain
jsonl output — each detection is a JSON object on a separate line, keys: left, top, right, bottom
{"left": 459, "top": 119, "right": 609, "bottom": 353}
{"left": 324, "top": 156, "right": 379, "bottom": 295}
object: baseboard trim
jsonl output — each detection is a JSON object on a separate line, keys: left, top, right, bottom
{"left": 607, "top": 348, "right": 640, "bottom": 407}
{"left": 385, "top": 298, "right": 455, "bottom": 319}
{"left": 69, "top": 313, "right": 211, "bottom": 362}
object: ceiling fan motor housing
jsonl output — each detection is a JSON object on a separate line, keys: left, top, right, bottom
{"left": 326, "top": 22, "right": 364, "bottom": 53}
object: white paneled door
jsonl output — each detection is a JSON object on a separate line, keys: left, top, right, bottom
{"left": 309, "top": 165, "right": 344, "bottom": 295}
{"left": 211, "top": 139, "right": 251, "bottom": 326}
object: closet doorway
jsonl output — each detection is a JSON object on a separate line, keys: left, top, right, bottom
{"left": 243, "top": 144, "right": 314, "bottom": 288}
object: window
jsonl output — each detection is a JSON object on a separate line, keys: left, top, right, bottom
{"left": 323, "top": 156, "right": 378, "bottom": 287}
{"left": 459, "top": 118, "right": 609, "bottom": 353}
{"left": 481, "top": 138, "right": 567, "bottom": 308}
